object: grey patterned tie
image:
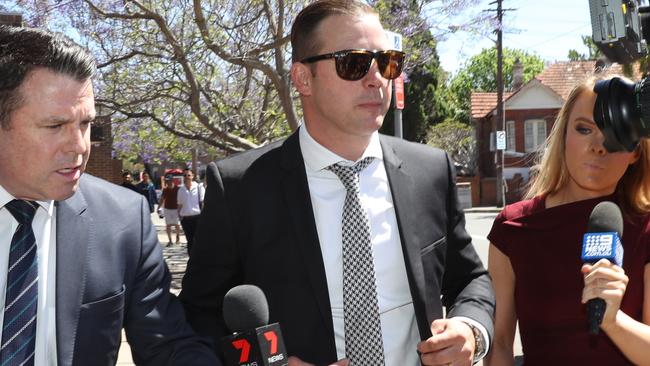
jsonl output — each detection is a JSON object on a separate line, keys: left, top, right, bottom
{"left": 327, "top": 157, "right": 385, "bottom": 366}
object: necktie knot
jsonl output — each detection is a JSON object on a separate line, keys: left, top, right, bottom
{"left": 4, "top": 200, "right": 37, "bottom": 225}
{"left": 327, "top": 157, "right": 374, "bottom": 191}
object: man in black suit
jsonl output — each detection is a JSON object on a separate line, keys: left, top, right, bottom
{"left": 180, "top": 1, "right": 495, "bottom": 365}
{"left": 0, "top": 26, "right": 219, "bottom": 365}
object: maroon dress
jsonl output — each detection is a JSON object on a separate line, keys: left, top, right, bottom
{"left": 488, "top": 195, "right": 650, "bottom": 365}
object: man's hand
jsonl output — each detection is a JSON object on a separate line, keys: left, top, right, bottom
{"left": 417, "top": 318, "right": 475, "bottom": 366}
{"left": 287, "top": 356, "right": 349, "bottom": 366}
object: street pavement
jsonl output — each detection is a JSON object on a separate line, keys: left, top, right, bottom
{"left": 117, "top": 209, "right": 522, "bottom": 365}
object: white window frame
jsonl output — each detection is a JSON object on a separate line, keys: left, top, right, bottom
{"left": 506, "top": 120, "right": 516, "bottom": 152}
{"left": 524, "top": 119, "right": 547, "bottom": 153}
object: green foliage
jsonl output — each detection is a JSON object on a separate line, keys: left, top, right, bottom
{"left": 567, "top": 49, "right": 583, "bottom": 61}
{"left": 373, "top": 0, "right": 450, "bottom": 142}
{"left": 447, "top": 47, "right": 545, "bottom": 123}
{"left": 567, "top": 35, "right": 602, "bottom": 61}
{"left": 425, "top": 119, "right": 476, "bottom": 175}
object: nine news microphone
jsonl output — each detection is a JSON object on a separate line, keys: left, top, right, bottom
{"left": 580, "top": 201, "right": 624, "bottom": 335}
{"left": 221, "top": 284, "right": 288, "bottom": 366}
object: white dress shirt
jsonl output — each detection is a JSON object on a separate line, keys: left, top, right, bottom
{"left": 0, "top": 185, "right": 57, "bottom": 365}
{"left": 177, "top": 182, "right": 204, "bottom": 217}
{"left": 299, "top": 125, "right": 421, "bottom": 365}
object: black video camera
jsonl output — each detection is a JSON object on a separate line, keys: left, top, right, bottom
{"left": 589, "top": 0, "right": 650, "bottom": 151}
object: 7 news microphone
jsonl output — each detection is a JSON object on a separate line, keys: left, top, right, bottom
{"left": 221, "top": 284, "right": 289, "bottom": 366}
{"left": 580, "top": 201, "right": 624, "bottom": 335}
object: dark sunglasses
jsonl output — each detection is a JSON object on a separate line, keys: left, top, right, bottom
{"left": 301, "top": 49, "right": 405, "bottom": 81}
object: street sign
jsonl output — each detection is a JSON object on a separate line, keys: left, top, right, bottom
{"left": 496, "top": 130, "right": 506, "bottom": 150}
{"left": 394, "top": 75, "right": 405, "bottom": 109}
{"left": 385, "top": 30, "right": 402, "bottom": 51}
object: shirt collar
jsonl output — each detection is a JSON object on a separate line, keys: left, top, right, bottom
{"left": 299, "top": 123, "right": 383, "bottom": 172}
{"left": 0, "top": 184, "right": 55, "bottom": 216}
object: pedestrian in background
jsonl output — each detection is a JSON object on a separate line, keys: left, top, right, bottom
{"left": 136, "top": 171, "right": 158, "bottom": 213}
{"left": 177, "top": 168, "right": 203, "bottom": 255}
{"left": 120, "top": 171, "right": 139, "bottom": 193}
{"left": 160, "top": 177, "right": 181, "bottom": 247}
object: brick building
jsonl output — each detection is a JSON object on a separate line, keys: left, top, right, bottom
{"left": 86, "top": 117, "right": 123, "bottom": 184}
{"left": 0, "top": 12, "right": 22, "bottom": 27}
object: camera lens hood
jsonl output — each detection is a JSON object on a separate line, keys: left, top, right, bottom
{"left": 593, "top": 77, "right": 642, "bottom": 152}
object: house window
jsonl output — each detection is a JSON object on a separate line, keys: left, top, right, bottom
{"left": 524, "top": 119, "right": 546, "bottom": 152}
{"left": 506, "top": 120, "right": 516, "bottom": 152}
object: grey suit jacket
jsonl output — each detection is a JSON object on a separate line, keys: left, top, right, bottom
{"left": 180, "top": 132, "right": 495, "bottom": 364}
{"left": 55, "top": 174, "right": 218, "bottom": 365}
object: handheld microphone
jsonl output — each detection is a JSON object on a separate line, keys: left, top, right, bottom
{"left": 221, "top": 285, "right": 288, "bottom": 366}
{"left": 580, "top": 201, "right": 624, "bottom": 335}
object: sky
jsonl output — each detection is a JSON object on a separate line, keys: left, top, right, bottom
{"left": 437, "top": 0, "right": 593, "bottom": 75}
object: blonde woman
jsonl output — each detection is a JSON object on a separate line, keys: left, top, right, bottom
{"left": 485, "top": 76, "right": 650, "bottom": 366}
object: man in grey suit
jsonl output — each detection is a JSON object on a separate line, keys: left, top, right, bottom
{"left": 180, "top": 1, "right": 495, "bottom": 366}
{"left": 0, "top": 26, "right": 219, "bottom": 365}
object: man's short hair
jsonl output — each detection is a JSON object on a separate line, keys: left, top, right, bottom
{"left": 0, "top": 26, "right": 96, "bottom": 129}
{"left": 290, "top": 0, "right": 377, "bottom": 63}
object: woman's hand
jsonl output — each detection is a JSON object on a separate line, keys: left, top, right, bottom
{"left": 581, "top": 259, "right": 629, "bottom": 329}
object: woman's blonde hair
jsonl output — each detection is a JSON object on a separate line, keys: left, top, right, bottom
{"left": 525, "top": 75, "right": 650, "bottom": 215}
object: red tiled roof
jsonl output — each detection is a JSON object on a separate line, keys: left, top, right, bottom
{"left": 535, "top": 60, "right": 637, "bottom": 100}
{"left": 470, "top": 60, "right": 641, "bottom": 119}
{"left": 470, "top": 92, "right": 512, "bottom": 119}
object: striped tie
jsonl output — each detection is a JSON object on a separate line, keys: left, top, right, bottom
{"left": 1, "top": 200, "right": 38, "bottom": 366}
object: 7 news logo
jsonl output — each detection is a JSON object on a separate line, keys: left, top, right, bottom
{"left": 222, "top": 324, "right": 288, "bottom": 366}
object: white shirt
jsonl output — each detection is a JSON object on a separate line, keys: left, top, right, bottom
{"left": 0, "top": 185, "right": 57, "bottom": 365}
{"left": 299, "top": 125, "right": 420, "bottom": 365}
{"left": 177, "top": 182, "right": 204, "bottom": 217}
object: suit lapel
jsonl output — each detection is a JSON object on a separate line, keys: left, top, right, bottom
{"left": 380, "top": 137, "right": 427, "bottom": 318}
{"left": 55, "top": 187, "right": 90, "bottom": 365}
{"left": 280, "top": 132, "right": 335, "bottom": 340}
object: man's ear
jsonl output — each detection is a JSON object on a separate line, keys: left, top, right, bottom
{"left": 291, "top": 62, "right": 312, "bottom": 96}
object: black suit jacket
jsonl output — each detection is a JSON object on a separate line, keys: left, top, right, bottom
{"left": 55, "top": 174, "right": 219, "bottom": 365}
{"left": 180, "top": 132, "right": 495, "bottom": 364}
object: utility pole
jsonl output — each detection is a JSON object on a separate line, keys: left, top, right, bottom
{"left": 487, "top": 0, "right": 514, "bottom": 207}
{"left": 495, "top": 0, "right": 505, "bottom": 207}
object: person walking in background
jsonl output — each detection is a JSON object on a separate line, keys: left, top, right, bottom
{"left": 120, "top": 171, "right": 140, "bottom": 193}
{"left": 485, "top": 76, "right": 650, "bottom": 366}
{"left": 0, "top": 26, "right": 219, "bottom": 365}
{"left": 177, "top": 168, "right": 203, "bottom": 255}
{"left": 180, "top": 1, "right": 495, "bottom": 365}
{"left": 160, "top": 177, "right": 181, "bottom": 247}
{"left": 136, "top": 171, "right": 158, "bottom": 213}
